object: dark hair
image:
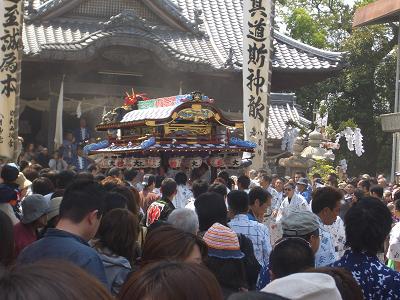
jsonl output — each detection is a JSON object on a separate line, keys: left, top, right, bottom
{"left": 32, "top": 177, "right": 55, "bottom": 196}
{"left": 104, "top": 192, "right": 128, "bottom": 214}
{"left": 175, "top": 172, "right": 188, "bottom": 186}
{"left": 208, "top": 183, "right": 227, "bottom": 197}
{"left": 0, "top": 261, "right": 112, "bottom": 300}
{"left": 295, "top": 171, "right": 306, "bottom": 177}
{"left": 1, "top": 165, "right": 19, "bottom": 183}
{"left": 395, "top": 199, "right": 400, "bottom": 212}
{"left": 358, "top": 179, "right": 370, "bottom": 191}
{"left": 305, "top": 267, "right": 363, "bottom": 300}
{"left": 370, "top": 185, "right": 384, "bottom": 199}
{"left": 95, "top": 209, "right": 139, "bottom": 262}
{"left": 60, "top": 180, "right": 107, "bottom": 223}
{"left": 119, "top": 261, "right": 223, "bottom": 300}
{"left": 227, "top": 190, "right": 249, "bottom": 214}
{"left": 345, "top": 197, "right": 392, "bottom": 255}
{"left": 112, "top": 186, "right": 140, "bottom": 216}
{"left": 161, "top": 178, "right": 177, "bottom": 198}
{"left": 237, "top": 175, "right": 251, "bottom": 190}
{"left": 260, "top": 174, "right": 272, "bottom": 184}
{"left": 56, "top": 170, "right": 76, "bottom": 189}
{"left": 19, "top": 160, "right": 29, "bottom": 172}
{"left": 394, "top": 190, "right": 400, "bottom": 201}
{"left": 107, "top": 167, "right": 121, "bottom": 178}
{"left": 311, "top": 186, "right": 342, "bottom": 214}
{"left": 0, "top": 210, "right": 14, "bottom": 267}
{"left": 192, "top": 180, "right": 209, "bottom": 198}
{"left": 87, "top": 164, "right": 97, "bottom": 173}
{"left": 41, "top": 171, "right": 58, "bottom": 188}
{"left": 205, "top": 257, "right": 247, "bottom": 292}
{"left": 141, "top": 225, "right": 207, "bottom": 266}
{"left": 94, "top": 174, "right": 106, "bottom": 183}
{"left": 75, "top": 172, "right": 94, "bottom": 182}
{"left": 155, "top": 175, "right": 165, "bottom": 189}
{"left": 270, "top": 238, "right": 314, "bottom": 279}
{"left": 353, "top": 189, "right": 364, "bottom": 202}
{"left": 195, "top": 192, "right": 227, "bottom": 232}
{"left": 22, "top": 167, "right": 39, "bottom": 182}
{"left": 123, "top": 168, "right": 138, "bottom": 182}
{"left": 249, "top": 187, "right": 271, "bottom": 206}
{"left": 143, "top": 175, "right": 156, "bottom": 189}
{"left": 218, "top": 171, "right": 233, "bottom": 190}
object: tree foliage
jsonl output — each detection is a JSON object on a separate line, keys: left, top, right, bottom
{"left": 277, "top": 0, "right": 397, "bottom": 176}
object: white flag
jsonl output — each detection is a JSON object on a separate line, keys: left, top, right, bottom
{"left": 76, "top": 101, "right": 82, "bottom": 118}
{"left": 54, "top": 80, "right": 64, "bottom": 149}
{"left": 243, "top": 0, "right": 273, "bottom": 169}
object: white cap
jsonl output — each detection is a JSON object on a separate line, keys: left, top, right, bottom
{"left": 262, "top": 273, "right": 342, "bottom": 300}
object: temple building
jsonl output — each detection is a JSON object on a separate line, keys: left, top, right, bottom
{"left": 20, "top": 0, "right": 344, "bottom": 153}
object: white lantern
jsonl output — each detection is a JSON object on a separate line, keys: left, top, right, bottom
{"left": 124, "top": 157, "right": 132, "bottom": 168}
{"left": 132, "top": 158, "right": 147, "bottom": 168}
{"left": 115, "top": 158, "right": 125, "bottom": 169}
{"left": 188, "top": 157, "right": 203, "bottom": 169}
{"left": 225, "top": 156, "right": 241, "bottom": 168}
{"left": 148, "top": 157, "right": 161, "bottom": 168}
{"left": 209, "top": 156, "right": 225, "bottom": 168}
{"left": 169, "top": 157, "right": 183, "bottom": 169}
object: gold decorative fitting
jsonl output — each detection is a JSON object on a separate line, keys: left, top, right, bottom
{"left": 235, "top": 123, "right": 244, "bottom": 129}
{"left": 145, "top": 120, "right": 156, "bottom": 126}
{"left": 191, "top": 104, "right": 202, "bottom": 111}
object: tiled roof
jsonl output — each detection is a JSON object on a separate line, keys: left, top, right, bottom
{"left": 91, "top": 142, "right": 253, "bottom": 155}
{"left": 23, "top": 0, "right": 344, "bottom": 72}
{"left": 121, "top": 104, "right": 179, "bottom": 122}
{"left": 268, "top": 93, "right": 311, "bottom": 140}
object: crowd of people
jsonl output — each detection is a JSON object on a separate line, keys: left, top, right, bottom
{"left": 1, "top": 158, "right": 400, "bottom": 300}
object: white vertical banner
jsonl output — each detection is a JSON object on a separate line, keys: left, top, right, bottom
{"left": 0, "top": 0, "right": 23, "bottom": 159}
{"left": 54, "top": 80, "right": 64, "bottom": 149}
{"left": 243, "top": 0, "right": 273, "bottom": 169}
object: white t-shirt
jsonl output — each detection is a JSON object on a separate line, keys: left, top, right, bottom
{"left": 387, "top": 222, "right": 400, "bottom": 261}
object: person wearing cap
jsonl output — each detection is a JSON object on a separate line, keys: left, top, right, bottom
{"left": 0, "top": 164, "right": 21, "bottom": 224}
{"left": 14, "top": 194, "right": 49, "bottom": 256}
{"left": 311, "top": 186, "right": 342, "bottom": 267}
{"left": 296, "top": 178, "right": 312, "bottom": 203}
{"left": 203, "top": 223, "right": 247, "bottom": 298}
{"left": 139, "top": 174, "right": 159, "bottom": 211}
{"left": 262, "top": 272, "right": 342, "bottom": 300}
{"left": 16, "top": 172, "right": 32, "bottom": 199}
{"left": 40, "top": 197, "right": 63, "bottom": 237}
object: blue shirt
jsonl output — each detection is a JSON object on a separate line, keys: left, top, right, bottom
{"left": 332, "top": 250, "right": 400, "bottom": 300}
{"left": 229, "top": 214, "right": 271, "bottom": 267}
{"left": 18, "top": 228, "right": 108, "bottom": 288}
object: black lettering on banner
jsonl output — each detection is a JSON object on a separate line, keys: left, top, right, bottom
{"left": 249, "top": 0, "right": 266, "bottom": 14}
{"left": 247, "top": 42, "right": 268, "bottom": 67}
{"left": 3, "top": 3, "right": 19, "bottom": 27}
{"left": 0, "top": 52, "right": 17, "bottom": 73}
{"left": 246, "top": 68, "right": 265, "bottom": 96}
{"left": 248, "top": 95, "right": 265, "bottom": 122}
{"left": 1, "top": 74, "right": 16, "bottom": 97}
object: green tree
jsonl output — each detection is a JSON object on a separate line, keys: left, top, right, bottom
{"left": 277, "top": 0, "right": 397, "bottom": 175}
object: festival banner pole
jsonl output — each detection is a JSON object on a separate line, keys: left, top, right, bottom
{"left": 243, "top": 0, "right": 274, "bottom": 170}
{"left": 0, "top": 0, "right": 23, "bottom": 161}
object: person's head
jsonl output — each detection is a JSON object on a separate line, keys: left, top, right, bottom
{"left": 378, "top": 177, "right": 387, "bottom": 188}
{"left": 87, "top": 164, "right": 98, "bottom": 175}
{"left": 195, "top": 192, "right": 228, "bottom": 232}
{"left": 227, "top": 190, "right": 249, "bottom": 215}
{"left": 95, "top": 208, "right": 139, "bottom": 262}
{"left": 274, "top": 178, "right": 284, "bottom": 192}
{"left": 283, "top": 182, "right": 295, "bottom": 198}
{"left": 103, "top": 192, "right": 127, "bottom": 214}
{"left": 394, "top": 200, "right": 400, "bottom": 219}
{"left": 218, "top": 171, "right": 233, "bottom": 190}
{"left": 294, "top": 171, "right": 306, "bottom": 183}
{"left": 21, "top": 194, "right": 49, "bottom": 228}
{"left": 344, "top": 183, "right": 355, "bottom": 195}
{"left": 208, "top": 183, "right": 228, "bottom": 198}
{"left": 167, "top": 208, "right": 199, "bottom": 234}
{"left": 237, "top": 175, "right": 250, "bottom": 190}
{"left": 111, "top": 185, "right": 139, "bottom": 215}
{"left": 155, "top": 175, "right": 165, "bottom": 189}
{"left": 175, "top": 172, "right": 188, "bottom": 186}
{"left": 118, "top": 261, "right": 223, "bottom": 300}
{"left": 305, "top": 267, "right": 363, "bottom": 300}
{"left": 269, "top": 238, "right": 315, "bottom": 280}
{"left": 259, "top": 174, "right": 272, "bottom": 188}
{"left": 248, "top": 187, "right": 272, "bottom": 217}
{"left": 0, "top": 210, "right": 14, "bottom": 267}
{"left": 141, "top": 225, "right": 207, "bottom": 265}
{"left": 22, "top": 167, "right": 39, "bottom": 183}
{"left": 357, "top": 179, "right": 370, "bottom": 194}
{"left": 370, "top": 185, "right": 384, "bottom": 199}
{"left": 311, "top": 186, "right": 342, "bottom": 225}
{"left": 345, "top": 197, "right": 392, "bottom": 255}
{"left": 123, "top": 168, "right": 138, "bottom": 182}
{"left": 281, "top": 211, "right": 320, "bottom": 253}
{"left": 32, "top": 177, "right": 55, "bottom": 196}
{"left": 59, "top": 180, "right": 107, "bottom": 240}
{"left": 41, "top": 148, "right": 49, "bottom": 155}
{"left": 1, "top": 165, "right": 19, "bottom": 183}
{"left": 203, "top": 223, "right": 247, "bottom": 291}
{"left": 296, "top": 178, "right": 308, "bottom": 192}
{"left": 107, "top": 167, "right": 122, "bottom": 180}
{"left": 352, "top": 188, "right": 364, "bottom": 204}
{"left": 100, "top": 176, "right": 124, "bottom": 191}
{"left": 142, "top": 174, "right": 156, "bottom": 190}
{"left": 0, "top": 261, "right": 113, "bottom": 300}
{"left": 161, "top": 178, "right": 177, "bottom": 200}
{"left": 192, "top": 179, "right": 209, "bottom": 198}
{"left": 56, "top": 170, "right": 76, "bottom": 189}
